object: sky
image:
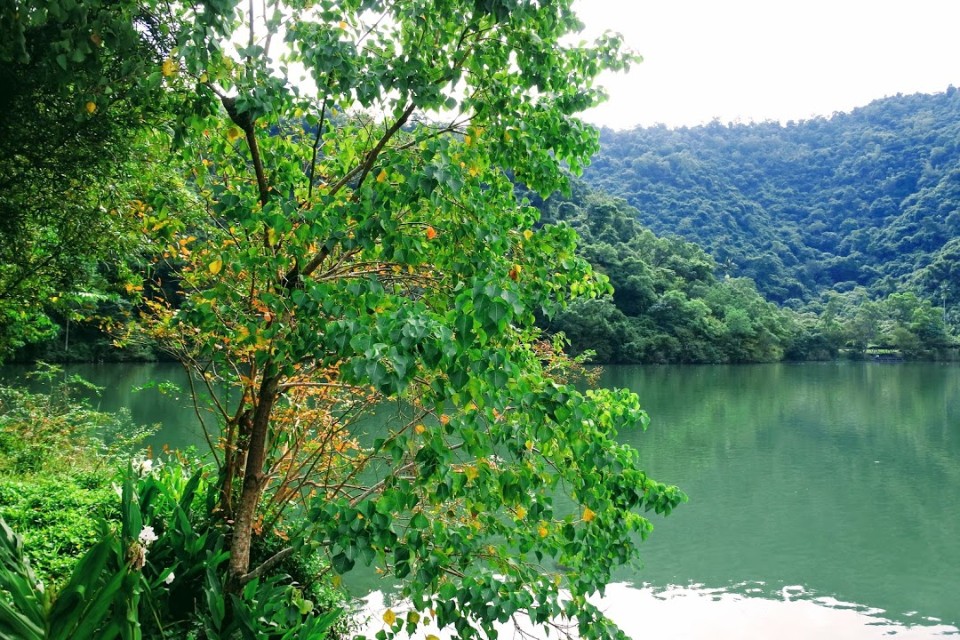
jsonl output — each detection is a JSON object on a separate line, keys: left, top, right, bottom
{"left": 573, "top": 0, "right": 960, "bottom": 130}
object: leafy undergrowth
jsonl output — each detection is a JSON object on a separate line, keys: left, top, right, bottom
{"left": 0, "top": 367, "right": 352, "bottom": 638}
{"left": 0, "top": 366, "right": 142, "bottom": 587}
{"left": 0, "top": 476, "right": 117, "bottom": 587}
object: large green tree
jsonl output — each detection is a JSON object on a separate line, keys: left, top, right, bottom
{"left": 129, "top": 0, "right": 684, "bottom": 638}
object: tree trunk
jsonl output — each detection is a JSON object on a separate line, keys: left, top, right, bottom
{"left": 227, "top": 373, "right": 279, "bottom": 589}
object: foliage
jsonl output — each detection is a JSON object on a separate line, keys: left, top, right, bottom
{"left": 127, "top": 457, "right": 345, "bottom": 639}
{"left": 0, "top": 364, "right": 151, "bottom": 588}
{"left": 0, "top": 514, "right": 131, "bottom": 640}
{"left": 0, "top": 479, "right": 116, "bottom": 589}
{"left": 797, "top": 288, "right": 951, "bottom": 358}
{"left": 0, "top": 0, "right": 179, "bottom": 361}
{"left": 538, "top": 191, "right": 794, "bottom": 363}
{"left": 0, "top": 364, "right": 155, "bottom": 477}
{"left": 112, "top": 0, "right": 687, "bottom": 638}
{"left": 0, "top": 458, "right": 343, "bottom": 640}
{"left": 581, "top": 90, "right": 960, "bottom": 321}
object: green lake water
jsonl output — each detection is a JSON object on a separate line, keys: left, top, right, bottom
{"left": 5, "top": 361, "right": 958, "bottom": 637}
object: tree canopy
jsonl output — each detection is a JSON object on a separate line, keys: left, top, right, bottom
{"left": 0, "top": 0, "right": 178, "bottom": 360}
{"left": 34, "top": 0, "right": 688, "bottom": 637}
{"left": 582, "top": 90, "right": 960, "bottom": 317}
{"left": 532, "top": 189, "right": 794, "bottom": 363}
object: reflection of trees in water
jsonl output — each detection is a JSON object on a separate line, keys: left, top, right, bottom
{"left": 597, "top": 362, "right": 960, "bottom": 628}
{"left": 605, "top": 363, "right": 958, "bottom": 472}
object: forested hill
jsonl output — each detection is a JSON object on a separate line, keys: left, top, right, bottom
{"left": 581, "top": 89, "right": 960, "bottom": 307}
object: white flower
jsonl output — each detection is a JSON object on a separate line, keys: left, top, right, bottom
{"left": 133, "top": 457, "right": 153, "bottom": 477}
{"left": 138, "top": 525, "right": 158, "bottom": 547}
{"left": 163, "top": 571, "right": 175, "bottom": 585}
{"left": 132, "top": 456, "right": 164, "bottom": 477}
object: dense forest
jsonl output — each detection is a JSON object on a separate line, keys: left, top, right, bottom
{"left": 581, "top": 90, "right": 960, "bottom": 312}
{"left": 516, "top": 90, "right": 957, "bottom": 363}
{"left": 530, "top": 185, "right": 951, "bottom": 363}
{"left": 17, "top": 90, "right": 960, "bottom": 365}
{"left": 532, "top": 187, "right": 794, "bottom": 363}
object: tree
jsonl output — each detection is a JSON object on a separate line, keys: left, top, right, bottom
{"left": 538, "top": 191, "right": 790, "bottom": 364}
{"left": 0, "top": 0, "right": 183, "bottom": 361}
{"left": 132, "top": 1, "right": 684, "bottom": 638}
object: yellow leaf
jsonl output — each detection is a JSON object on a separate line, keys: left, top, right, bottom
{"left": 464, "top": 465, "right": 478, "bottom": 482}
{"left": 383, "top": 609, "right": 396, "bottom": 626}
{"left": 523, "top": 229, "right": 534, "bottom": 240}
{"left": 425, "top": 226, "right": 437, "bottom": 240}
{"left": 427, "top": 635, "right": 440, "bottom": 640}
{"left": 226, "top": 126, "right": 242, "bottom": 142}
{"left": 267, "top": 227, "right": 278, "bottom": 245}
{"left": 161, "top": 58, "right": 177, "bottom": 77}
{"left": 85, "top": 101, "right": 97, "bottom": 114}
{"left": 338, "top": 20, "right": 347, "bottom": 29}
{"left": 464, "top": 134, "right": 472, "bottom": 146}
{"left": 209, "top": 258, "right": 223, "bottom": 275}
{"left": 376, "top": 169, "right": 388, "bottom": 183}
{"left": 582, "top": 507, "right": 595, "bottom": 522}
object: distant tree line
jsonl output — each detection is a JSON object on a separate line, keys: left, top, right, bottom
{"left": 581, "top": 90, "right": 960, "bottom": 318}
{"left": 532, "top": 187, "right": 953, "bottom": 364}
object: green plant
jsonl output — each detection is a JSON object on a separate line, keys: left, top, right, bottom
{"left": 0, "top": 477, "right": 116, "bottom": 587}
{"left": 117, "top": 1, "right": 688, "bottom": 638}
{"left": 0, "top": 457, "right": 344, "bottom": 639}
{"left": 0, "top": 365, "right": 158, "bottom": 588}
{"left": 131, "top": 457, "right": 343, "bottom": 638}
{"left": 0, "top": 514, "right": 140, "bottom": 640}
{"left": 0, "top": 364, "right": 156, "bottom": 477}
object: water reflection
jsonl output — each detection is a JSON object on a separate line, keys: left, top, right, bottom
{"left": 600, "top": 363, "right": 960, "bottom": 630}
{"left": 596, "top": 582, "right": 958, "bottom": 639}
{"left": 359, "top": 582, "right": 960, "bottom": 639}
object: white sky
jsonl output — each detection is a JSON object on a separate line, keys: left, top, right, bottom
{"left": 574, "top": 0, "right": 960, "bottom": 130}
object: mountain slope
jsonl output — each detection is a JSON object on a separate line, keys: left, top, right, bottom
{"left": 581, "top": 89, "right": 960, "bottom": 307}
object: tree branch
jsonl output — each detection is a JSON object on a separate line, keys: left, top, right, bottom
{"left": 238, "top": 545, "right": 296, "bottom": 585}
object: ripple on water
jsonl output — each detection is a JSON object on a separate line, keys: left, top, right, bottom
{"left": 357, "top": 582, "right": 960, "bottom": 640}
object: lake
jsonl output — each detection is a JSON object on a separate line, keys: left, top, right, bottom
{"left": 5, "top": 361, "right": 958, "bottom": 637}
